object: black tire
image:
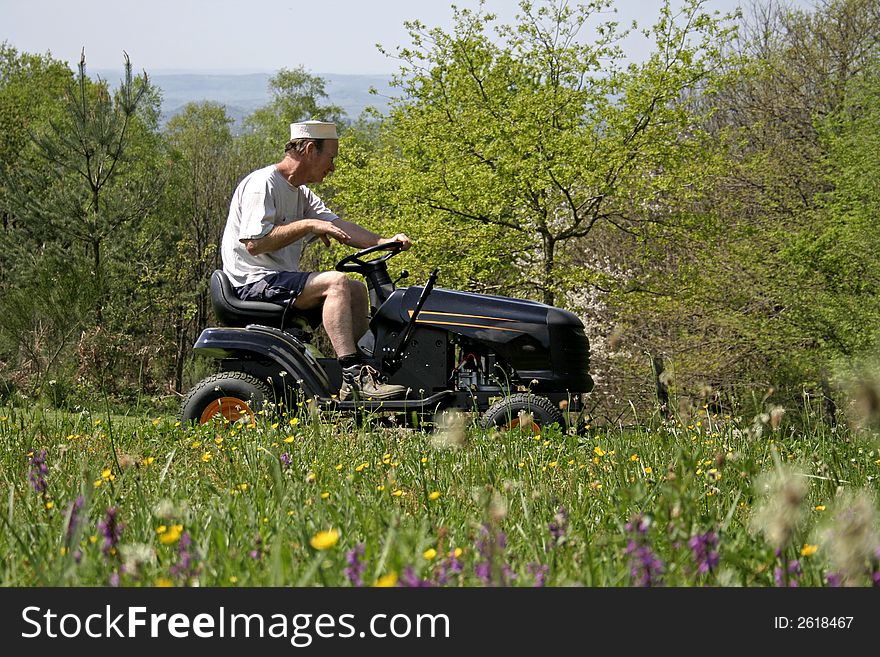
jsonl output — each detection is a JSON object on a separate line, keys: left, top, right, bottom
{"left": 180, "top": 372, "right": 273, "bottom": 425}
{"left": 480, "top": 393, "right": 565, "bottom": 432}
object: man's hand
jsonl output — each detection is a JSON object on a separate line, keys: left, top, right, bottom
{"left": 379, "top": 233, "right": 413, "bottom": 251}
{"left": 312, "top": 220, "right": 352, "bottom": 247}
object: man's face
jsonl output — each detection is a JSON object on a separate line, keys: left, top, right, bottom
{"left": 308, "top": 139, "right": 338, "bottom": 183}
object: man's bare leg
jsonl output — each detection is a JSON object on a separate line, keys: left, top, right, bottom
{"left": 348, "top": 279, "right": 369, "bottom": 341}
{"left": 293, "top": 272, "right": 357, "bottom": 357}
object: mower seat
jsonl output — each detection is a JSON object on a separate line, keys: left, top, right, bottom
{"left": 210, "top": 270, "right": 315, "bottom": 331}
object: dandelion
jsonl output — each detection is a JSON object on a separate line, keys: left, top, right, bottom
{"left": 374, "top": 572, "right": 398, "bottom": 587}
{"left": 97, "top": 507, "right": 123, "bottom": 556}
{"left": 688, "top": 531, "right": 720, "bottom": 576}
{"left": 344, "top": 543, "right": 366, "bottom": 587}
{"left": 159, "top": 524, "right": 183, "bottom": 546}
{"left": 428, "top": 491, "right": 441, "bottom": 501}
{"left": 423, "top": 548, "right": 437, "bottom": 561}
{"left": 801, "top": 544, "right": 819, "bottom": 557}
{"left": 28, "top": 449, "right": 49, "bottom": 493}
{"left": 310, "top": 529, "right": 339, "bottom": 550}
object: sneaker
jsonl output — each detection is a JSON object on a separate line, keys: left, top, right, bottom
{"left": 339, "top": 364, "right": 409, "bottom": 401}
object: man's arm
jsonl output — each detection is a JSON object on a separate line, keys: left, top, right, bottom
{"left": 243, "top": 219, "right": 351, "bottom": 256}
{"left": 332, "top": 218, "right": 412, "bottom": 250}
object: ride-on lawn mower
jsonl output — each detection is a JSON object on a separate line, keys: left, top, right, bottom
{"left": 180, "top": 242, "right": 594, "bottom": 431}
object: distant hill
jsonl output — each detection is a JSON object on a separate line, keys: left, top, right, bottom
{"left": 91, "top": 70, "right": 396, "bottom": 127}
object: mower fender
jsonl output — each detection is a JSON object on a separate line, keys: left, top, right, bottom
{"left": 192, "top": 326, "right": 332, "bottom": 398}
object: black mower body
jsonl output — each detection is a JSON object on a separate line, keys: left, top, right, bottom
{"left": 373, "top": 286, "right": 592, "bottom": 396}
{"left": 188, "top": 252, "right": 593, "bottom": 417}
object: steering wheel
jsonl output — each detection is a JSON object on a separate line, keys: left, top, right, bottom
{"left": 335, "top": 241, "right": 404, "bottom": 273}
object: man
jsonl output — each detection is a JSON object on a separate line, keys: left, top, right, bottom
{"left": 221, "top": 120, "right": 410, "bottom": 401}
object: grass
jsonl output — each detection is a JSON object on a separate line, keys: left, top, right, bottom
{"left": 1, "top": 397, "right": 879, "bottom": 587}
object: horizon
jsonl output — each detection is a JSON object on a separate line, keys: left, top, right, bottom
{"left": 2, "top": 0, "right": 820, "bottom": 77}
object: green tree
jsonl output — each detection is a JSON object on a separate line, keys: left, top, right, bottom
{"left": 240, "top": 67, "right": 345, "bottom": 166}
{"left": 334, "top": 0, "right": 736, "bottom": 307}
{"left": 0, "top": 51, "right": 166, "bottom": 398}
{"left": 623, "top": 0, "right": 880, "bottom": 417}
{"left": 155, "top": 101, "right": 241, "bottom": 391}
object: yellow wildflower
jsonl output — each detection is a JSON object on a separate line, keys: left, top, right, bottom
{"left": 374, "top": 572, "right": 398, "bottom": 587}
{"left": 801, "top": 544, "right": 819, "bottom": 557}
{"left": 428, "top": 491, "right": 441, "bottom": 501}
{"left": 159, "top": 524, "right": 183, "bottom": 545}
{"left": 423, "top": 548, "right": 437, "bottom": 560}
{"left": 310, "top": 529, "right": 339, "bottom": 550}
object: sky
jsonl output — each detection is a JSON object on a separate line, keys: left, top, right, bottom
{"left": 2, "top": 0, "right": 817, "bottom": 76}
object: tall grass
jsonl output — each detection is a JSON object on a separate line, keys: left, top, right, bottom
{"left": 1, "top": 399, "right": 878, "bottom": 587}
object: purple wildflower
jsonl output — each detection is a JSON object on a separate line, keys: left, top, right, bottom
{"left": 624, "top": 515, "right": 663, "bottom": 587}
{"left": 344, "top": 543, "right": 366, "bottom": 587}
{"left": 97, "top": 507, "right": 123, "bottom": 556}
{"left": 64, "top": 495, "right": 85, "bottom": 563}
{"left": 475, "top": 525, "right": 515, "bottom": 586}
{"left": 625, "top": 541, "right": 665, "bottom": 587}
{"left": 64, "top": 495, "right": 85, "bottom": 544}
{"left": 170, "top": 531, "right": 200, "bottom": 583}
{"left": 28, "top": 449, "right": 49, "bottom": 493}
{"left": 688, "top": 531, "right": 720, "bottom": 576}
{"left": 826, "top": 572, "right": 842, "bottom": 587}
{"left": 434, "top": 549, "right": 464, "bottom": 586}
{"left": 280, "top": 452, "right": 292, "bottom": 468}
{"left": 398, "top": 566, "right": 433, "bottom": 587}
{"left": 527, "top": 562, "right": 549, "bottom": 587}
{"left": 109, "top": 571, "right": 120, "bottom": 587}
{"left": 775, "top": 560, "right": 802, "bottom": 587}
{"left": 250, "top": 534, "right": 263, "bottom": 560}
{"left": 549, "top": 506, "right": 569, "bottom": 544}
{"left": 625, "top": 514, "right": 650, "bottom": 536}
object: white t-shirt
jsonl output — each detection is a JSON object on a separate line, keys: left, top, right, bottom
{"left": 221, "top": 165, "right": 339, "bottom": 287}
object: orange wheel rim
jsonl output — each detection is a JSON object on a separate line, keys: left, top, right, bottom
{"left": 503, "top": 417, "right": 542, "bottom": 434}
{"left": 199, "top": 397, "right": 255, "bottom": 424}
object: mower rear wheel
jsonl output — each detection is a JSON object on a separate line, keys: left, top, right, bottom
{"left": 180, "top": 372, "right": 272, "bottom": 425}
{"left": 481, "top": 393, "right": 565, "bottom": 433}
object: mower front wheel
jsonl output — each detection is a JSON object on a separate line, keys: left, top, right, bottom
{"left": 480, "top": 393, "right": 565, "bottom": 433}
{"left": 180, "top": 372, "right": 273, "bottom": 425}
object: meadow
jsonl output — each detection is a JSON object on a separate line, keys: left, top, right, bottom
{"left": 2, "top": 398, "right": 879, "bottom": 588}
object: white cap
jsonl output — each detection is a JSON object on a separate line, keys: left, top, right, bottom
{"left": 290, "top": 120, "right": 338, "bottom": 140}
